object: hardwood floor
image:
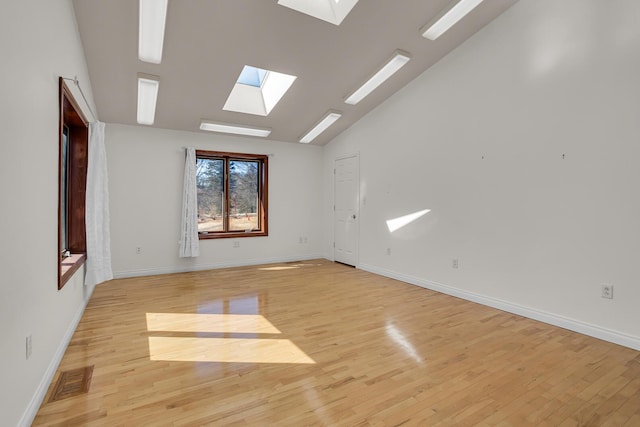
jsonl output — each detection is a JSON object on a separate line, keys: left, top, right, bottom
{"left": 34, "top": 260, "right": 640, "bottom": 426}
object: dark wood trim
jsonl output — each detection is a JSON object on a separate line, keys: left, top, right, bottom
{"left": 261, "top": 155, "right": 268, "bottom": 236}
{"left": 195, "top": 150, "right": 267, "bottom": 161}
{"left": 195, "top": 150, "right": 268, "bottom": 239}
{"left": 198, "top": 230, "right": 268, "bottom": 240}
{"left": 58, "top": 77, "right": 89, "bottom": 290}
{"left": 60, "top": 79, "right": 88, "bottom": 127}
{"left": 67, "top": 126, "right": 88, "bottom": 253}
{"left": 58, "top": 81, "right": 65, "bottom": 280}
{"left": 224, "top": 156, "right": 230, "bottom": 232}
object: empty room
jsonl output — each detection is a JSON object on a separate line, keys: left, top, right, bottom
{"left": 2, "top": 0, "right": 639, "bottom": 425}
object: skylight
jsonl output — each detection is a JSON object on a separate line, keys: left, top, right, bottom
{"left": 277, "top": 0, "right": 359, "bottom": 26}
{"left": 237, "top": 66, "right": 268, "bottom": 88}
{"left": 223, "top": 66, "right": 296, "bottom": 116}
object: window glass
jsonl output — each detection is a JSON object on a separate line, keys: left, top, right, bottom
{"left": 229, "top": 160, "right": 259, "bottom": 232}
{"left": 196, "top": 158, "right": 224, "bottom": 232}
{"left": 61, "top": 125, "right": 70, "bottom": 254}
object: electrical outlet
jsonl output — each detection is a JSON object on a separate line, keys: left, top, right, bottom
{"left": 452, "top": 259, "right": 459, "bottom": 269}
{"left": 386, "top": 248, "right": 391, "bottom": 256}
{"left": 601, "top": 284, "right": 614, "bottom": 299}
{"left": 136, "top": 246, "right": 142, "bottom": 254}
{"left": 26, "top": 335, "right": 32, "bottom": 359}
{"left": 233, "top": 241, "right": 240, "bottom": 248}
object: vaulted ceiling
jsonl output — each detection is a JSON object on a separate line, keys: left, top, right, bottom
{"left": 73, "top": 0, "right": 518, "bottom": 145}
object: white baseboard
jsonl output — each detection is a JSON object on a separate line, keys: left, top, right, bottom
{"left": 113, "top": 254, "right": 326, "bottom": 279}
{"left": 359, "top": 263, "right": 640, "bottom": 351}
{"left": 19, "top": 283, "right": 96, "bottom": 427}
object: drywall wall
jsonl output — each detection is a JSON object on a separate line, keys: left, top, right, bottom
{"left": 323, "top": 0, "right": 640, "bottom": 348}
{"left": 106, "top": 124, "right": 324, "bottom": 277}
{"left": 0, "top": 1, "right": 97, "bottom": 425}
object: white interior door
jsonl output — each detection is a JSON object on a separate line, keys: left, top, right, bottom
{"left": 334, "top": 155, "right": 358, "bottom": 266}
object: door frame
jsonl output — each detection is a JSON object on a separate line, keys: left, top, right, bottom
{"left": 333, "top": 152, "right": 360, "bottom": 267}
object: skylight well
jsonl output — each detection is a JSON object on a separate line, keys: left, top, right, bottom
{"left": 277, "top": 0, "right": 359, "bottom": 26}
{"left": 237, "top": 66, "right": 268, "bottom": 87}
{"left": 223, "top": 66, "right": 296, "bottom": 116}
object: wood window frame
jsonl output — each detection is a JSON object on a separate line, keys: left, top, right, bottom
{"left": 196, "top": 150, "right": 268, "bottom": 239}
{"left": 59, "top": 78, "right": 88, "bottom": 289}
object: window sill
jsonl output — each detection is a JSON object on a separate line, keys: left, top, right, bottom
{"left": 198, "top": 230, "right": 268, "bottom": 240}
{"left": 60, "top": 253, "right": 86, "bottom": 289}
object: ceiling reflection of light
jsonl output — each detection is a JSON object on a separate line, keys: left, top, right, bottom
{"left": 146, "top": 313, "right": 281, "bottom": 334}
{"left": 386, "top": 209, "right": 431, "bottom": 233}
{"left": 148, "top": 337, "right": 315, "bottom": 364}
{"left": 385, "top": 322, "right": 423, "bottom": 365}
{"left": 258, "top": 266, "right": 300, "bottom": 271}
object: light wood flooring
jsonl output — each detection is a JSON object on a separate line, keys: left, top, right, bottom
{"left": 34, "top": 259, "right": 640, "bottom": 426}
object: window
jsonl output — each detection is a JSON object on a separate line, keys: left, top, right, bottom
{"left": 196, "top": 150, "right": 268, "bottom": 239}
{"left": 223, "top": 65, "right": 297, "bottom": 116}
{"left": 59, "top": 78, "right": 88, "bottom": 289}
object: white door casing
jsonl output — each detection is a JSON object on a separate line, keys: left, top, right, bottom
{"left": 334, "top": 154, "right": 358, "bottom": 266}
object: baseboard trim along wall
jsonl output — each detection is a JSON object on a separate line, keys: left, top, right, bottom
{"left": 359, "top": 263, "right": 640, "bottom": 352}
{"left": 113, "top": 254, "right": 326, "bottom": 279}
{"left": 19, "top": 283, "right": 96, "bottom": 427}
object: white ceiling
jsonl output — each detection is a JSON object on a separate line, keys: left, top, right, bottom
{"left": 72, "top": 0, "right": 518, "bottom": 145}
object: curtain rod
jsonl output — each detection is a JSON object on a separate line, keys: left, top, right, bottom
{"left": 62, "top": 75, "right": 98, "bottom": 122}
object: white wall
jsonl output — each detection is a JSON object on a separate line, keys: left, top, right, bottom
{"left": 324, "top": 0, "right": 640, "bottom": 349}
{"left": 2, "top": 2, "right": 637, "bottom": 425}
{"left": 0, "top": 1, "right": 97, "bottom": 425}
{"left": 106, "top": 124, "right": 324, "bottom": 277}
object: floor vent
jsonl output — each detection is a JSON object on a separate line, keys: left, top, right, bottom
{"left": 48, "top": 365, "right": 94, "bottom": 402}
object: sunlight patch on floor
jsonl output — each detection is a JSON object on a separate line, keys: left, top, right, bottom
{"left": 146, "top": 313, "right": 281, "bottom": 334}
{"left": 148, "top": 337, "right": 315, "bottom": 364}
{"left": 146, "top": 312, "right": 315, "bottom": 364}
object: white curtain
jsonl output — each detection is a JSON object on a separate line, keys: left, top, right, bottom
{"left": 179, "top": 147, "right": 200, "bottom": 257}
{"left": 85, "top": 121, "right": 113, "bottom": 286}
